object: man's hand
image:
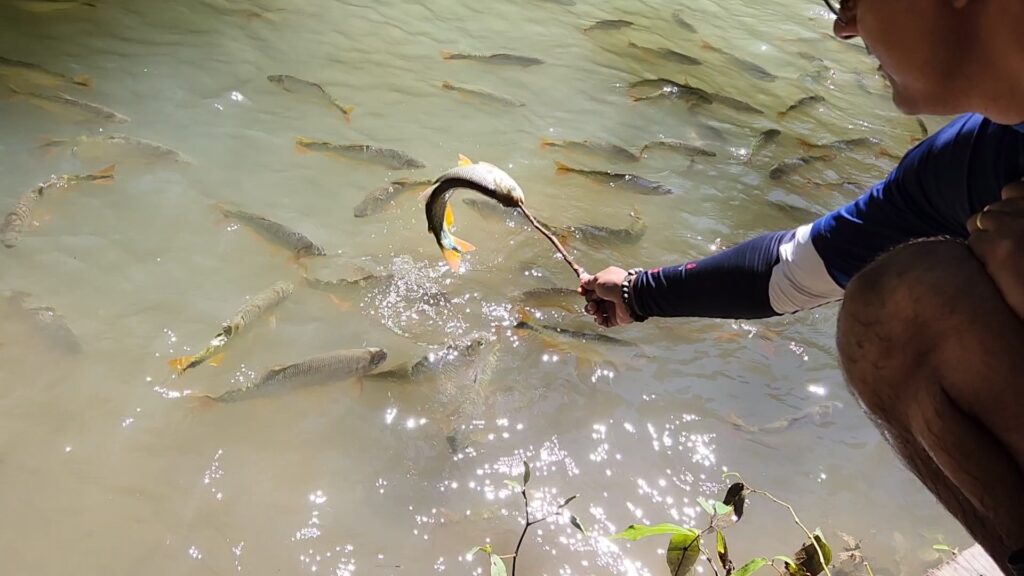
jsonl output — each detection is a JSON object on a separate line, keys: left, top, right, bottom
{"left": 578, "top": 266, "right": 633, "bottom": 328}
{"left": 967, "top": 181, "right": 1024, "bottom": 319}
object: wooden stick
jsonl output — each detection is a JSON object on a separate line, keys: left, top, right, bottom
{"left": 517, "top": 203, "right": 586, "bottom": 278}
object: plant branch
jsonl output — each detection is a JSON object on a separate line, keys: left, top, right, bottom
{"left": 749, "top": 488, "right": 832, "bottom": 576}
{"left": 512, "top": 489, "right": 530, "bottom": 576}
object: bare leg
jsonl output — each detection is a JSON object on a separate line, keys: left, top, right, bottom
{"left": 837, "top": 238, "right": 1024, "bottom": 573}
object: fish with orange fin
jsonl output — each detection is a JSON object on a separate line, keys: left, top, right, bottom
{"left": 423, "top": 154, "right": 526, "bottom": 271}
{"left": 2, "top": 164, "right": 115, "bottom": 248}
{"left": 168, "top": 281, "right": 294, "bottom": 375}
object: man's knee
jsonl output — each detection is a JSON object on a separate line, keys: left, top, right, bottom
{"left": 836, "top": 239, "right": 981, "bottom": 412}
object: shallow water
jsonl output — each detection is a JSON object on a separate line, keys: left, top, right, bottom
{"left": 0, "top": 0, "right": 966, "bottom": 574}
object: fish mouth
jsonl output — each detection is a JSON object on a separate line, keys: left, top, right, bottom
{"left": 369, "top": 348, "right": 388, "bottom": 368}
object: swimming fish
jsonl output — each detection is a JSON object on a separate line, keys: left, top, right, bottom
{"left": 768, "top": 154, "right": 837, "bottom": 180}
{"left": 708, "top": 91, "right": 764, "bottom": 115}
{"left": 424, "top": 155, "right": 526, "bottom": 271}
{"left": 267, "top": 74, "right": 354, "bottom": 121}
{"left": 626, "top": 41, "right": 702, "bottom": 66}
{"left": 2, "top": 291, "right": 82, "bottom": 354}
{"left": 583, "top": 19, "right": 634, "bottom": 32}
{"left": 218, "top": 205, "right": 327, "bottom": 258}
{"left": 167, "top": 281, "right": 294, "bottom": 374}
{"left": 441, "top": 81, "right": 524, "bottom": 107}
{"left": 671, "top": 10, "right": 697, "bottom": 33}
{"left": 373, "top": 337, "right": 490, "bottom": 382}
{"left": 540, "top": 139, "right": 639, "bottom": 163}
{"left": 353, "top": 178, "right": 433, "bottom": 217}
{"left": 514, "top": 314, "right": 635, "bottom": 370}
{"left": 640, "top": 139, "right": 717, "bottom": 158}
{"left": 40, "top": 133, "right": 192, "bottom": 163}
{"left": 778, "top": 95, "right": 826, "bottom": 118}
{"left": 628, "top": 78, "right": 713, "bottom": 106}
{"left": 549, "top": 209, "right": 648, "bottom": 247}
{"left": 746, "top": 128, "right": 781, "bottom": 164}
{"left": 294, "top": 137, "right": 426, "bottom": 170}
{"left": 0, "top": 55, "right": 91, "bottom": 88}
{"left": 11, "top": 0, "right": 95, "bottom": 13}
{"left": 511, "top": 287, "right": 581, "bottom": 314}
{"left": 208, "top": 347, "right": 388, "bottom": 402}
{"left": 440, "top": 51, "right": 544, "bottom": 67}
{"left": 2, "top": 164, "right": 115, "bottom": 248}
{"left": 554, "top": 161, "right": 676, "bottom": 195}
{"left": 795, "top": 136, "right": 882, "bottom": 153}
{"left": 6, "top": 84, "right": 129, "bottom": 123}
{"left": 700, "top": 40, "right": 777, "bottom": 83}
{"left": 728, "top": 401, "right": 842, "bottom": 433}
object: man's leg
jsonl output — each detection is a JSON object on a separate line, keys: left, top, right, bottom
{"left": 837, "top": 238, "right": 1024, "bottom": 573}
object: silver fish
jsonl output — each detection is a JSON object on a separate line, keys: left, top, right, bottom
{"left": 554, "top": 161, "right": 676, "bottom": 195}
{"left": 2, "top": 164, "right": 115, "bottom": 248}
{"left": 627, "top": 41, "right": 702, "bottom": 67}
{"left": 218, "top": 205, "right": 327, "bottom": 258}
{"left": 353, "top": 178, "right": 433, "bottom": 217}
{"left": 747, "top": 128, "right": 781, "bottom": 164}
{"left": 511, "top": 287, "right": 581, "bottom": 313}
{"left": 583, "top": 19, "right": 634, "bottom": 32}
{"left": 540, "top": 139, "right": 639, "bottom": 163}
{"left": 210, "top": 348, "right": 388, "bottom": 402}
{"left": 295, "top": 137, "right": 426, "bottom": 170}
{"left": 424, "top": 157, "right": 526, "bottom": 271}
{"left": 778, "top": 95, "right": 826, "bottom": 118}
{"left": 728, "top": 401, "right": 842, "bottom": 433}
{"left": 700, "top": 40, "right": 777, "bottom": 83}
{"left": 168, "top": 281, "right": 294, "bottom": 374}
{"left": 628, "top": 78, "right": 713, "bottom": 106}
{"left": 440, "top": 51, "right": 544, "bottom": 67}
{"left": 441, "top": 81, "right": 525, "bottom": 107}
{"left": 2, "top": 291, "right": 82, "bottom": 354}
{"left": 640, "top": 139, "right": 716, "bottom": 158}
{"left": 549, "top": 210, "right": 648, "bottom": 247}
{"left": 0, "top": 55, "right": 91, "bottom": 88}
{"left": 796, "top": 136, "right": 882, "bottom": 153}
{"left": 768, "top": 154, "right": 837, "bottom": 180}
{"left": 7, "top": 84, "right": 129, "bottom": 123}
{"left": 708, "top": 91, "right": 764, "bottom": 115}
{"left": 267, "top": 74, "right": 353, "bottom": 121}
{"left": 40, "top": 133, "right": 192, "bottom": 163}
{"left": 671, "top": 10, "right": 697, "bottom": 33}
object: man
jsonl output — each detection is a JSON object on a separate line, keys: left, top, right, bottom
{"left": 578, "top": 0, "right": 1024, "bottom": 572}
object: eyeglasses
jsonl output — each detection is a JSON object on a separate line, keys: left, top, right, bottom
{"left": 823, "top": 0, "right": 847, "bottom": 23}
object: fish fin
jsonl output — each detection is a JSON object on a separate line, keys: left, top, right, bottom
{"left": 340, "top": 104, "right": 354, "bottom": 116}
{"left": 294, "top": 140, "right": 311, "bottom": 155}
{"left": 457, "top": 153, "right": 473, "bottom": 166}
{"left": 90, "top": 164, "right": 116, "bottom": 183}
{"left": 350, "top": 377, "right": 364, "bottom": 397}
{"left": 207, "top": 353, "right": 226, "bottom": 367}
{"left": 699, "top": 39, "right": 714, "bottom": 50}
{"left": 442, "top": 248, "right": 462, "bottom": 272}
{"left": 449, "top": 234, "right": 476, "bottom": 253}
{"left": 444, "top": 203, "right": 455, "bottom": 227}
{"left": 186, "top": 394, "right": 218, "bottom": 409}
{"left": 167, "top": 355, "right": 196, "bottom": 374}
{"left": 539, "top": 138, "right": 556, "bottom": 149}
{"left": 417, "top": 184, "right": 436, "bottom": 203}
{"left": 440, "top": 50, "right": 455, "bottom": 60}
{"left": 328, "top": 294, "right": 352, "bottom": 311}
{"left": 72, "top": 75, "right": 92, "bottom": 87}
{"left": 440, "top": 80, "right": 454, "bottom": 90}
{"left": 553, "top": 160, "right": 573, "bottom": 173}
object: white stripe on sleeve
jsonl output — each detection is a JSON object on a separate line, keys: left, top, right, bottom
{"left": 768, "top": 224, "right": 844, "bottom": 314}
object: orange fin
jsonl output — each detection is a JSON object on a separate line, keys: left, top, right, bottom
{"left": 457, "top": 153, "right": 473, "bottom": 166}
{"left": 294, "top": 142, "right": 311, "bottom": 155}
{"left": 351, "top": 377, "right": 364, "bottom": 397}
{"left": 72, "top": 75, "right": 92, "bottom": 87}
{"left": 444, "top": 203, "right": 455, "bottom": 227}
{"left": 91, "top": 164, "right": 116, "bottom": 183}
{"left": 539, "top": 138, "right": 557, "bottom": 149}
{"left": 553, "top": 160, "right": 573, "bottom": 172}
{"left": 440, "top": 50, "right": 455, "bottom": 60}
{"left": 208, "top": 353, "right": 226, "bottom": 367}
{"left": 450, "top": 234, "right": 476, "bottom": 253}
{"left": 442, "top": 248, "right": 462, "bottom": 272}
{"left": 167, "top": 355, "right": 195, "bottom": 373}
{"left": 699, "top": 39, "right": 714, "bottom": 50}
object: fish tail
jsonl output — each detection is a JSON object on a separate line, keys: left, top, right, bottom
{"left": 449, "top": 233, "right": 476, "bottom": 253}
{"left": 167, "top": 354, "right": 197, "bottom": 373}
{"left": 439, "top": 50, "right": 455, "bottom": 60}
{"left": 72, "top": 75, "right": 92, "bottom": 87}
{"left": 417, "top": 183, "right": 437, "bottom": 203}
{"left": 775, "top": 111, "right": 787, "bottom": 120}
{"left": 294, "top": 137, "right": 312, "bottom": 155}
{"left": 699, "top": 38, "right": 714, "bottom": 50}
{"left": 440, "top": 80, "right": 454, "bottom": 90}
{"left": 441, "top": 247, "right": 462, "bottom": 271}
{"left": 88, "top": 164, "right": 116, "bottom": 184}
{"left": 539, "top": 138, "right": 557, "bottom": 149}
{"left": 553, "top": 160, "right": 573, "bottom": 173}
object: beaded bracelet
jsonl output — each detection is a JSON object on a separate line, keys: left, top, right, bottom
{"left": 620, "top": 268, "right": 648, "bottom": 323}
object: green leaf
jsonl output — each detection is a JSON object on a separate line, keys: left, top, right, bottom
{"left": 560, "top": 494, "right": 578, "bottom": 508}
{"left": 793, "top": 530, "right": 833, "bottom": 576}
{"left": 569, "top": 514, "right": 587, "bottom": 536}
{"left": 523, "top": 461, "right": 531, "bottom": 486}
{"left": 732, "top": 558, "right": 769, "bottom": 576}
{"left": 716, "top": 530, "right": 734, "bottom": 575}
{"left": 467, "top": 545, "right": 492, "bottom": 558}
{"left": 697, "top": 497, "right": 715, "bottom": 516}
{"left": 611, "top": 523, "right": 698, "bottom": 541}
{"left": 504, "top": 480, "right": 522, "bottom": 492}
{"left": 666, "top": 531, "right": 701, "bottom": 576}
{"left": 489, "top": 553, "right": 508, "bottom": 576}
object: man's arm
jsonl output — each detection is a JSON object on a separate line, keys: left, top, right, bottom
{"left": 582, "top": 114, "right": 1024, "bottom": 324}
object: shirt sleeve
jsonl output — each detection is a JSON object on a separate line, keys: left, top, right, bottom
{"left": 631, "top": 114, "right": 1024, "bottom": 320}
